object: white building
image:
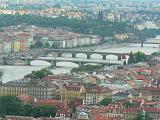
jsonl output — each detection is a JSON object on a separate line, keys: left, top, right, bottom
{"left": 2, "top": 41, "right": 12, "bottom": 53}
{"left": 135, "top": 21, "right": 159, "bottom": 30}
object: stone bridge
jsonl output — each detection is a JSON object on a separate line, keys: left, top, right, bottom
{"left": 44, "top": 49, "right": 129, "bottom": 60}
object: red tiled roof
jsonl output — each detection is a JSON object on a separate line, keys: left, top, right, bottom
{"left": 136, "top": 75, "right": 147, "bottom": 80}
{"left": 143, "top": 86, "right": 160, "bottom": 91}
{"left": 86, "top": 86, "right": 112, "bottom": 94}
{"left": 42, "top": 75, "right": 72, "bottom": 81}
{"left": 17, "top": 33, "right": 32, "bottom": 37}
{"left": 63, "top": 84, "right": 81, "bottom": 91}
{"left": 144, "top": 107, "right": 160, "bottom": 113}
{"left": 33, "top": 99, "right": 69, "bottom": 115}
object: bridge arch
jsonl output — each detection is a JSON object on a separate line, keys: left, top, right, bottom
{"left": 61, "top": 53, "right": 72, "bottom": 57}
{"left": 106, "top": 54, "right": 118, "bottom": 60}
{"left": 75, "top": 53, "right": 87, "bottom": 58}
{"left": 90, "top": 53, "right": 103, "bottom": 59}
{"left": 56, "top": 62, "right": 79, "bottom": 68}
{"left": 30, "top": 60, "right": 51, "bottom": 66}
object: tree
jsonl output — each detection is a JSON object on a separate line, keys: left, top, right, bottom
{"left": 71, "top": 65, "right": 103, "bottom": 73}
{"left": 99, "top": 98, "right": 112, "bottom": 106}
{"left": 30, "top": 44, "right": 35, "bottom": 49}
{"left": 0, "top": 14, "right": 128, "bottom": 38}
{"left": 151, "top": 51, "right": 160, "bottom": 57}
{"left": 33, "top": 105, "right": 57, "bottom": 118}
{"left": 35, "top": 40, "right": 43, "bottom": 49}
{"left": 34, "top": 69, "right": 53, "bottom": 79}
{"left": 20, "top": 104, "right": 33, "bottom": 116}
{"left": 0, "top": 112, "right": 6, "bottom": 120}
{"left": 24, "top": 69, "right": 53, "bottom": 79}
{"left": 128, "top": 51, "right": 147, "bottom": 64}
{"left": 45, "top": 42, "right": 50, "bottom": 48}
{"left": 0, "top": 96, "right": 22, "bottom": 115}
{"left": 124, "top": 102, "right": 136, "bottom": 108}
{"left": 134, "top": 111, "right": 153, "bottom": 120}
{"left": 128, "top": 52, "right": 136, "bottom": 64}
{"left": 135, "top": 51, "right": 146, "bottom": 63}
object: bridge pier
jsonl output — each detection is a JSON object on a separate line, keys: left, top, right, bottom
{"left": 118, "top": 55, "right": 122, "bottom": 61}
{"left": 87, "top": 54, "right": 91, "bottom": 59}
{"left": 51, "top": 60, "right": 56, "bottom": 67}
{"left": 58, "top": 52, "right": 62, "bottom": 57}
{"left": 25, "top": 59, "right": 30, "bottom": 65}
{"left": 102, "top": 55, "right": 106, "bottom": 60}
{"left": 72, "top": 53, "right": 76, "bottom": 58}
{"left": 122, "top": 54, "right": 126, "bottom": 59}
{"left": 78, "top": 62, "right": 84, "bottom": 67}
{"left": 141, "top": 41, "right": 144, "bottom": 47}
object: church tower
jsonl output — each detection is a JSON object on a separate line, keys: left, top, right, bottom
{"left": 98, "top": 10, "right": 103, "bottom": 21}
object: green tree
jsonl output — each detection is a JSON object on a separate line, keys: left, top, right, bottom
{"left": 135, "top": 51, "right": 146, "bottom": 63}
{"left": 35, "top": 40, "right": 43, "bottom": 49}
{"left": 34, "top": 69, "right": 53, "bottom": 79}
{"left": 151, "top": 51, "right": 160, "bottom": 57}
{"left": 33, "top": 105, "right": 57, "bottom": 118}
{"left": 71, "top": 65, "right": 103, "bottom": 73}
{"left": 128, "top": 52, "right": 136, "bottom": 64}
{"left": 45, "top": 42, "right": 50, "bottom": 48}
{"left": 0, "top": 96, "right": 22, "bottom": 115}
{"left": 0, "top": 14, "right": 128, "bottom": 37}
{"left": 134, "top": 111, "right": 153, "bottom": 120}
{"left": 128, "top": 51, "right": 147, "bottom": 64}
{"left": 124, "top": 102, "right": 136, "bottom": 108}
{"left": 20, "top": 104, "right": 33, "bottom": 116}
{"left": 24, "top": 69, "right": 53, "bottom": 79}
{"left": 99, "top": 98, "right": 112, "bottom": 106}
{"left": 30, "top": 44, "right": 35, "bottom": 49}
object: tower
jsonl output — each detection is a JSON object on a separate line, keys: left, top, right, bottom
{"left": 0, "top": 71, "right": 3, "bottom": 84}
{"left": 98, "top": 10, "right": 103, "bottom": 21}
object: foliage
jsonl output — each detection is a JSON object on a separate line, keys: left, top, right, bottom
{"left": 141, "top": 29, "right": 160, "bottom": 39}
{"left": 34, "top": 40, "right": 44, "bottom": 49}
{"left": 24, "top": 69, "right": 53, "bottom": 79}
{"left": 45, "top": 42, "right": 50, "bottom": 48}
{"left": 33, "top": 105, "right": 57, "bottom": 118}
{"left": 0, "top": 14, "right": 127, "bottom": 37}
{"left": 0, "top": 95, "right": 57, "bottom": 118}
{"left": 99, "top": 98, "right": 112, "bottom": 106}
{"left": 124, "top": 102, "right": 136, "bottom": 108}
{"left": 151, "top": 51, "right": 160, "bottom": 57}
{"left": 128, "top": 51, "right": 147, "bottom": 64}
{"left": 71, "top": 65, "right": 103, "bottom": 73}
{"left": 0, "top": 96, "right": 22, "bottom": 115}
{"left": 20, "top": 104, "right": 33, "bottom": 116}
{"left": 134, "top": 112, "right": 153, "bottom": 120}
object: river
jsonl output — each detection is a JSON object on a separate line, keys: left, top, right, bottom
{"left": 0, "top": 37, "right": 160, "bottom": 83}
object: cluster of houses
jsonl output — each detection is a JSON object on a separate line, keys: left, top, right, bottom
{"left": 0, "top": 25, "right": 101, "bottom": 54}
{"left": 0, "top": 62, "right": 160, "bottom": 119}
{"left": 0, "top": 8, "right": 85, "bottom": 19}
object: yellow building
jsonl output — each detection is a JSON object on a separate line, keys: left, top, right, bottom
{"left": 0, "top": 84, "right": 57, "bottom": 100}
{"left": 61, "top": 84, "right": 85, "bottom": 106}
{"left": 84, "top": 86, "right": 112, "bottom": 105}
{"left": 12, "top": 41, "right": 21, "bottom": 52}
{"left": 115, "top": 33, "right": 128, "bottom": 41}
{"left": 0, "top": 85, "right": 27, "bottom": 96}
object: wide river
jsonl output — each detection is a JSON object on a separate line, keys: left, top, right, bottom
{"left": 1, "top": 36, "right": 160, "bottom": 83}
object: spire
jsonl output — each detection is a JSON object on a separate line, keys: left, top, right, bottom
{"left": 79, "top": 85, "right": 86, "bottom": 95}
{"left": 98, "top": 10, "right": 103, "bottom": 21}
{"left": 0, "top": 71, "right": 3, "bottom": 84}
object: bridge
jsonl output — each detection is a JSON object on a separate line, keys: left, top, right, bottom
{"left": 21, "top": 56, "right": 126, "bottom": 67}
{"left": 43, "top": 49, "right": 129, "bottom": 60}
{"left": 122, "top": 41, "right": 160, "bottom": 47}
